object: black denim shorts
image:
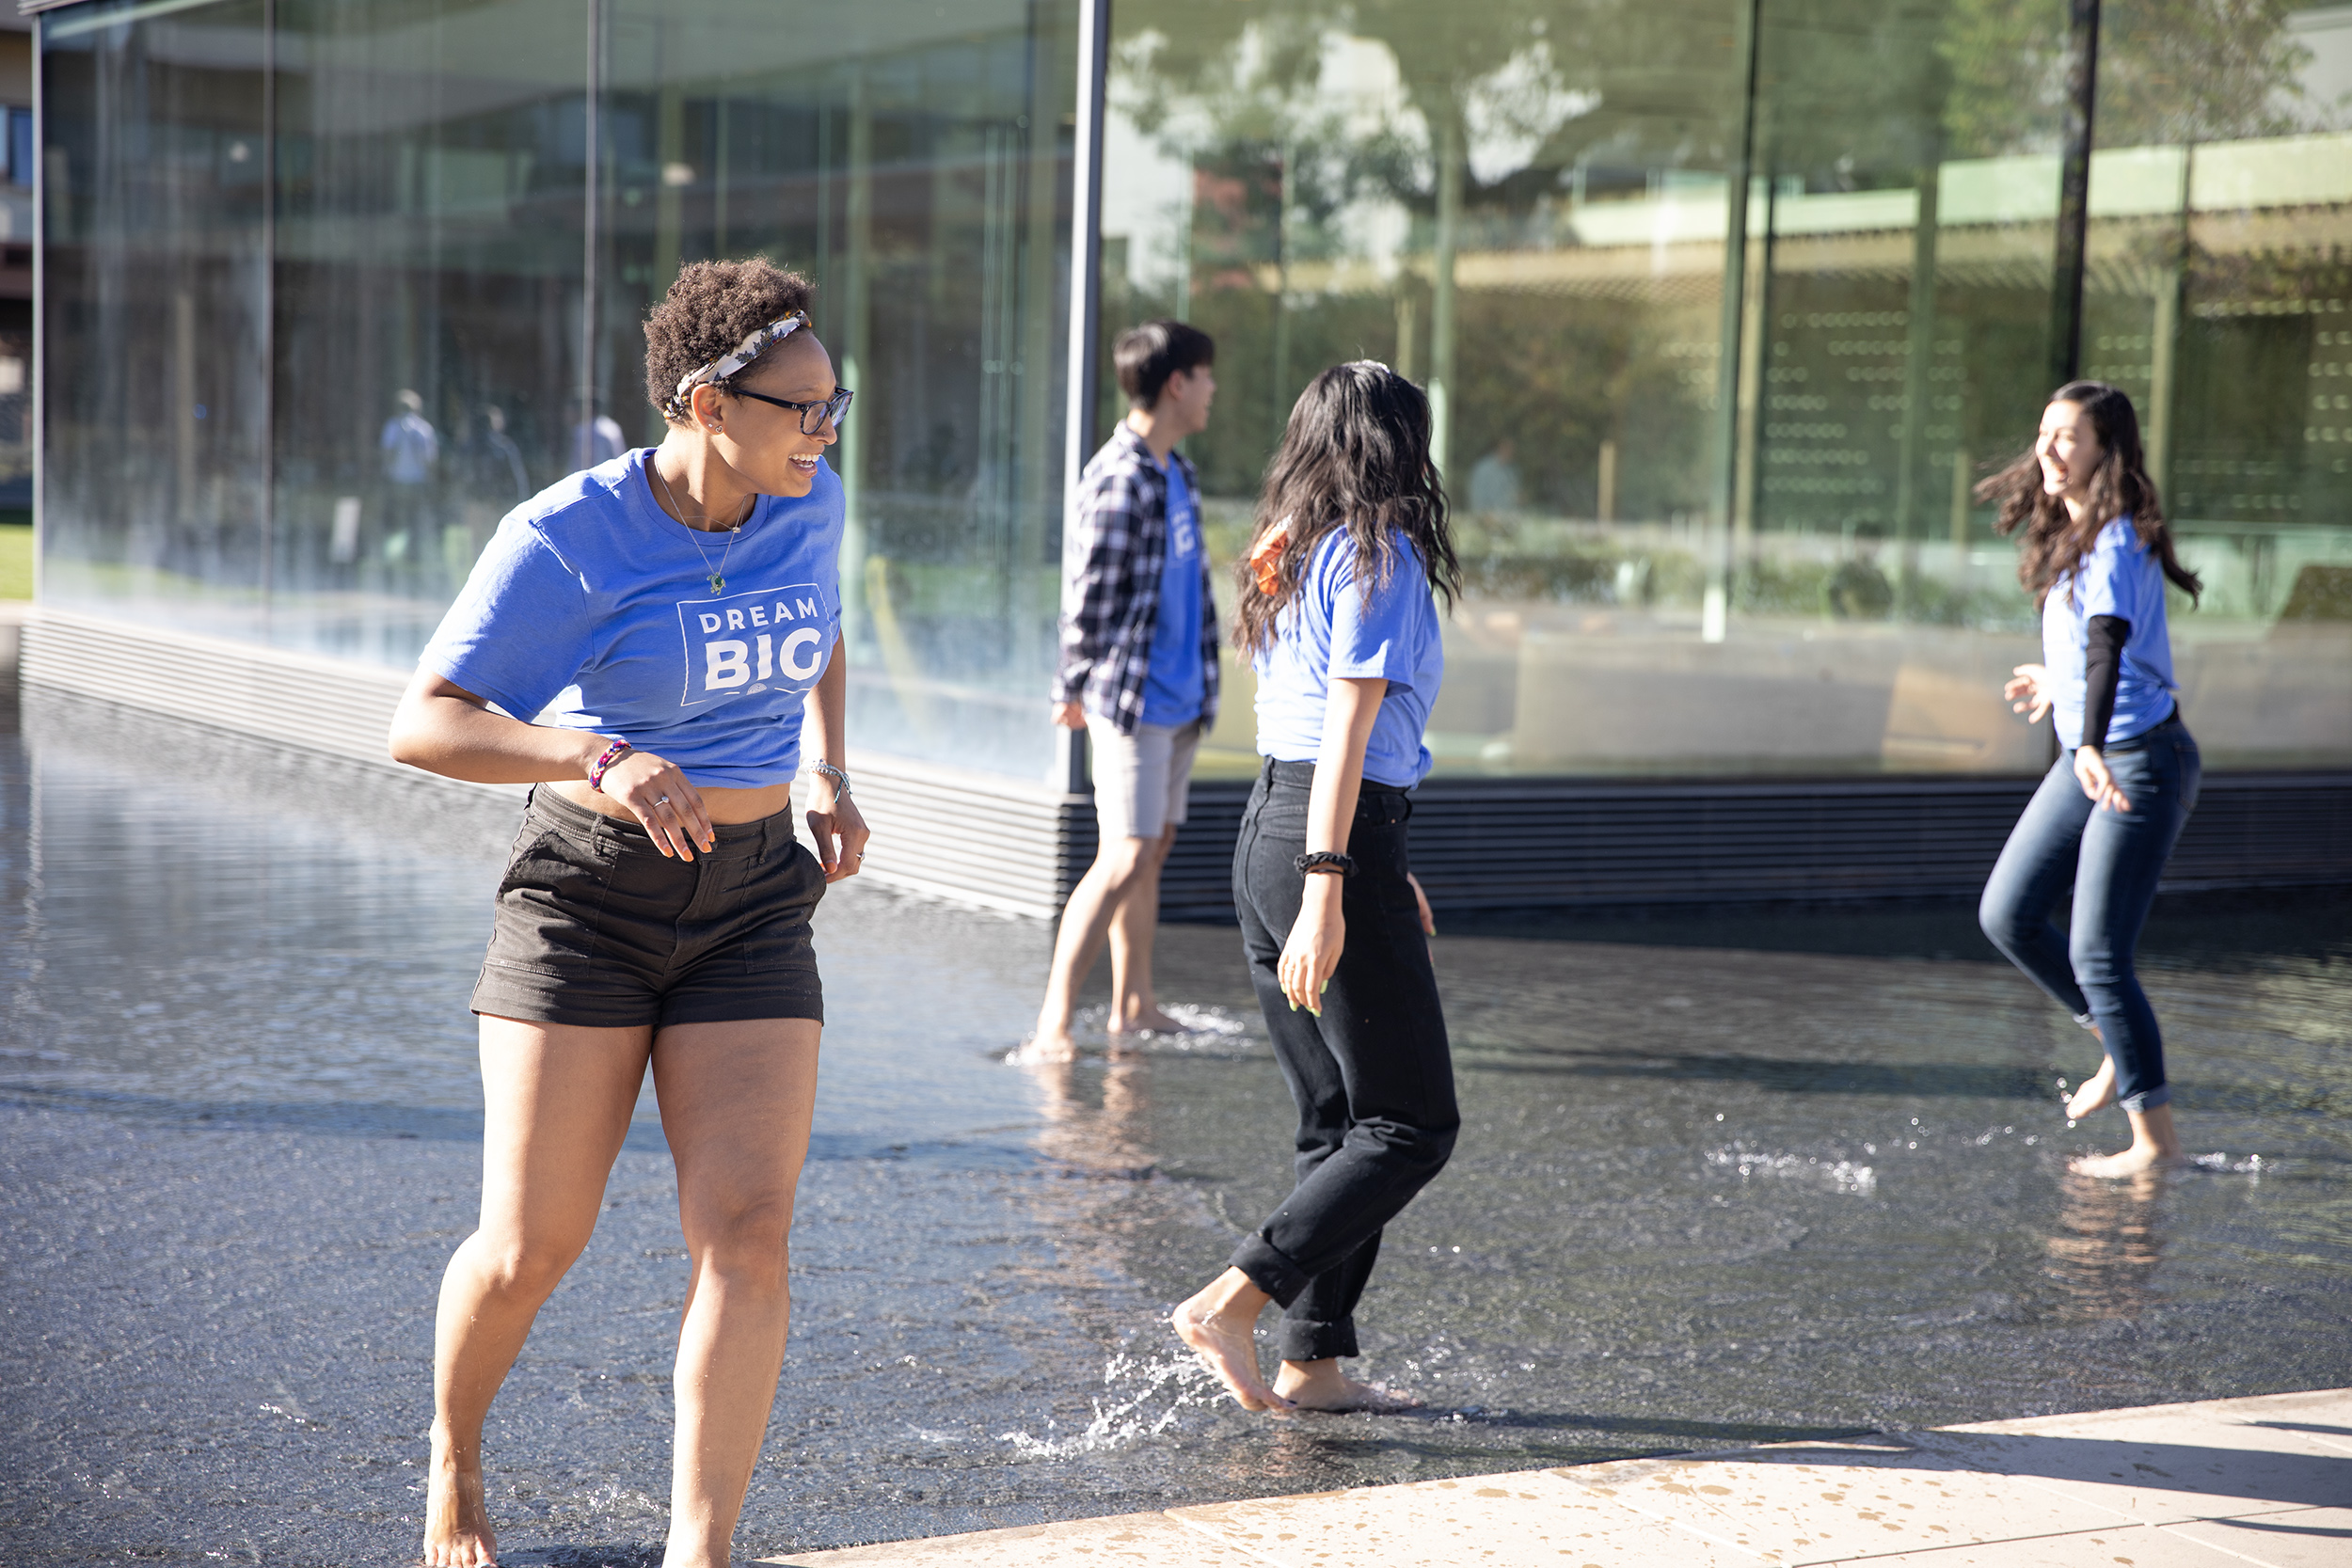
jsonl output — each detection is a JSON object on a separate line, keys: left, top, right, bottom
{"left": 471, "top": 784, "right": 825, "bottom": 1030}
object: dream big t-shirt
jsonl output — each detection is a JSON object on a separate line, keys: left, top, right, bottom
{"left": 1254, "top": 527, "right": 1445, "bottom": 788}
{"left": 1139, "top": 454, "right": 1206, "bottom": 726}
{"left": 419, "top": 448, "right": 844, "bottom": 788}
{"left": 2042, "top": 515, "right": 2177, "bottom": 750}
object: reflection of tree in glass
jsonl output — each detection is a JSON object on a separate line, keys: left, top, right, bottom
{"left": 1944, "top": 0, "right": 2309, "bottom": 155}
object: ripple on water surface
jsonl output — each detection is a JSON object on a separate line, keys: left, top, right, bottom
{"left": 3, "top": 689, "right": 2349, "bottom": 1568}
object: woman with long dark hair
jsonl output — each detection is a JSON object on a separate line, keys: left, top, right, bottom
{"left": 1977, "top": 380, "right": 2202, "bottom": 1179}
{"left": 1171, "top": 362, "right": 1459, "bottom": 1412}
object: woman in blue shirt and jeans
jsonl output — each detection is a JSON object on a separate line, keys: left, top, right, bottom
{"left": 1977, "top": 381, "right": 2202, "bottom": 1179}
{"left": 1172, "top": 362, "right": 1459, "bottom": 1413}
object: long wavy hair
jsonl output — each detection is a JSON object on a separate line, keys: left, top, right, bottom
{"left": 1975, "top": 380, "right": 2200, "bottom": 609}
{"left": 1232, "top": 361, "right": 1461, "bottom": 656}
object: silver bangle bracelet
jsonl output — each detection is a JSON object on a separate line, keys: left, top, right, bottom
{"left": 804, "top": 760, "right": 851, "bottom": 797}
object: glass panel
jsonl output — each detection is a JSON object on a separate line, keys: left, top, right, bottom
{"left": 40, "top": 0, "right": 272, "bottom": 633}
{"left": 1104, "top": 0, "right": 1756, "bottom": 777}
{"left": 596, "top": 0, "right": 1078, "bottom": 778}
{"left": 1734, "top": 0, "right": 2075, "bottom": 774}
{"left": 2082, "top": 0, "right": 2352, "bottom": 768}
{"left": 267, "top": 0, "right": 591, "bottom": 665}
{"left": 40, "top": 0, "right": 1077, "bottom": 781}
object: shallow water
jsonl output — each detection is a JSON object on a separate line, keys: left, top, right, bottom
{"left": 3, "top": 688, "right": 2348, "bottom": 1567}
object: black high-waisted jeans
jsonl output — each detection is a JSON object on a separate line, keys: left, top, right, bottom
{"left": 1229, "top": 759, "right": 1458, "bottom": 1363}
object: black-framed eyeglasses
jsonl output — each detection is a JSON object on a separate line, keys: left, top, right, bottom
{"left": 727, "top": 384, "right": 853, "bottom": 435}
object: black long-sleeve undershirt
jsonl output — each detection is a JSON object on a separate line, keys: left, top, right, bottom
{"left": 2080, "top": 614, "right": 2127, "bottom": 749}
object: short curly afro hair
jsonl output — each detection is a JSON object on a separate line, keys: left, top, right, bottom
{"left": 644, "top": 257, "right": 818, "bottom": 422}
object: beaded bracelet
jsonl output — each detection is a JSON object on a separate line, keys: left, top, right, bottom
{"left": 1295, "top": 850, "right": 1358, "bottom": 879}
{"left": 804, "top": 760, "right": 852, "bottom": 797}
{"left": 587, "top": 738, "right": 633, "bottom": 793}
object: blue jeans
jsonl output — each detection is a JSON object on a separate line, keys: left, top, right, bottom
{"left": 1978, "top": 713, "right": 2201, "bottom": 1112}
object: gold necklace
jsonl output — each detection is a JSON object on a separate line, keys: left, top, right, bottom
{"left": 652, "top": 462, "right": 753, "bottom": 595}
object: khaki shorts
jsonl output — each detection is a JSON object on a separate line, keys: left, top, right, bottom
{"left": 1088, "top": 716, "right": 1204, "bottom": 840}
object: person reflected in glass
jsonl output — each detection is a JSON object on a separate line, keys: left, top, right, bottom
{"left": 1824, "top": 521, "right": 1894, "bottom": 619}
{"left": 1467, "top": 436, "right": 1521, "bottom": 515}
{"left": 381, "top": 387, "right": 440, "bottom": 570}
{"left": 1977, "top": 381, "right": 2202, "bottom": 1179}
{"left": 571, "top": 393, "right": 628, "bottom": 473}
{"left": 1029, "top": 320, "right": 1221, "bottom": 1059}
{"left": 389, "top": 258, "right": 868, "bottom": 1568}
{"left": 473, "top": 403, "right": 532, "bottom": 506}
{"left": 1172, "top": 361, "right": 1454, "bottom": 1413}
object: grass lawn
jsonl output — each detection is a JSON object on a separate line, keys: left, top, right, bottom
{"left": 0, "top": 523, "right": 29, "bottom": 599}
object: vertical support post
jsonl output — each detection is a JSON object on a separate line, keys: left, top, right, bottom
{"left": 28, "top": 12, "right": 41, "bottom": 602}
{"left": 1056, "top": 0, "right": 1109, "bottom": 798}
{"left": 839, "top": 66, "right": 871, "bottom": 654}
{"left": 1894, "top": 161, "right": 1940, "bottom": 615}
{"left": 260, "top": 0, "right": 276, "bottom": 617}
{"left": 1706, "top": 0, "right": 1764, "bottom": 644}
{"left": 2049, "top": 0, "right": 2100, "bottom": 388}
{"left": 580, "top": 0, "right": 602, "bottom": 459}
{"left": 1429, "top": 113, "right": 1462, "bottom": 482}
{"left": 2145, "top": 142, "right": 2191, "bottom": 494}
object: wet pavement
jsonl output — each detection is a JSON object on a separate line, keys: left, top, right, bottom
{"left": 3, "top": 687, "right": 2349, "bottom": 1567}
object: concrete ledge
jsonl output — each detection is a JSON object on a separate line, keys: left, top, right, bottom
{"left": 15, "top": 606, "right": 1085, "bottom": 918}
{"left": 760, "top": 1386, "right": 2352, "bottom": 1567}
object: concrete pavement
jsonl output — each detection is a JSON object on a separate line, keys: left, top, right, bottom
{"left": 762, "top": 1386, "right": 2352, "bottom": 1567}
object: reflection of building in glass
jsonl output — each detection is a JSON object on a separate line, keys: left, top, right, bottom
{"left": 21, "top": 0, "right": 2352, "bottom": 911}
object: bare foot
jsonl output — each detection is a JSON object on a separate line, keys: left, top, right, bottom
{"left": 2062, "top": 1055, "right": 2117, "bottom": 1120}
{"left": 1172, "top": 1268, "right": 1292, "bottom": 1412}
{"left": 421, "top": 1430, "right": 495, "bottom": 1568}
{"left": 1014, "top": 1027, "right": 1078, "bottom": 1064}
{"left": 2069, "top": 1143, "right": 2186, "bottom": 1178}
{"left": 1274, "top": 1358, "right": 1423, "bottom": 1413}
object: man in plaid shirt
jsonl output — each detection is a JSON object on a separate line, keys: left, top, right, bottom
{"left": 1028, "top": 321, "right": 1220, "bottom": 1060}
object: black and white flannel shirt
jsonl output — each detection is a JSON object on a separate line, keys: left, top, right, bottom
{"left": 1051, "top": 422, "right": 1222, "bottom": 736}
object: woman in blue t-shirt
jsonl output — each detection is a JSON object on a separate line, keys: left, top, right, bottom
{"left": 1170, "top": 362, "right": 1460, "bottom": 1413}
{"left": 1977, "top": 381, "right": 2203, "bottom": 1179}
{"left": 389, "top": 259, "right": 869, "bottom": 1568}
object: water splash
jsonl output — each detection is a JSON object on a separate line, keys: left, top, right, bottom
{"left": 2193, "top": 1152, "right": 2267, "bottom": 1175}
{"left": 995, "top": 1352, "right": 1223, "bottom": 1459}
{"left": 1708, "top": 1145, "right": 1878, "bottom": 1196}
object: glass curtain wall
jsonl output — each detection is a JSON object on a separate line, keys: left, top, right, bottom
{"left": 40, "top": 0, "right": 1076, "bottom": 777}
{"left": 1103, "top": 0, "right": 2352, "bottom": 776}
{"left": 41, "top": 0, "right": 273, "bottom": 630}
{"left": 2077, "top": 0, "right": 2352, "bottom": 768}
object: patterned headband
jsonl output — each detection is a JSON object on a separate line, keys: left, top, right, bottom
{"left": 669, "top": 309, "right": 810, "bottom": 416}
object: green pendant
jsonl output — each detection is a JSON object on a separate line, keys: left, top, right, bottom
{"left": 709, "top": 574, "right": 725, "bottom": 595}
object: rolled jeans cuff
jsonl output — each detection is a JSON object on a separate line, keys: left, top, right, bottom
{"left": 1278, "top": 1316, "right": 1360, "bottom": 1364}
{"left": 1231, "top": 1232, "right": 1310, "bottom": 1309}
{"left": 2119, "top": 1083, "right": 2170, "bottom": 1114}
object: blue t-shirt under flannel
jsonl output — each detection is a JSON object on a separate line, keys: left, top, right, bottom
{"left": 419, "top": 447, "right": 844, "bottom": 788}
{"left": 1254, "top": 528, "right": 1444, "bottom": 788}
{"left": 2042, "top": 515, "right": 2177, "bottom": 750}
{"left": 1139, "top": 455, "right": 1205, "bottom": 726}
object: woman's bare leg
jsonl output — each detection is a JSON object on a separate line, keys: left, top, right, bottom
{"left": 650, "top": 1019, "right": 823, "bottom": 1568}
{"left": 424, "top": 1019, "right": 652, "bottom": 1568}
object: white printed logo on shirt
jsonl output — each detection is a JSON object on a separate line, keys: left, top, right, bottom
{"left": 675, "top": 582, "right": 831, "bottom": 707}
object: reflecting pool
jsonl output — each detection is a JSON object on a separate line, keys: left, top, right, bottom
{"left": 3, "top": 689, "right": 2347, "bottom": 1567}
